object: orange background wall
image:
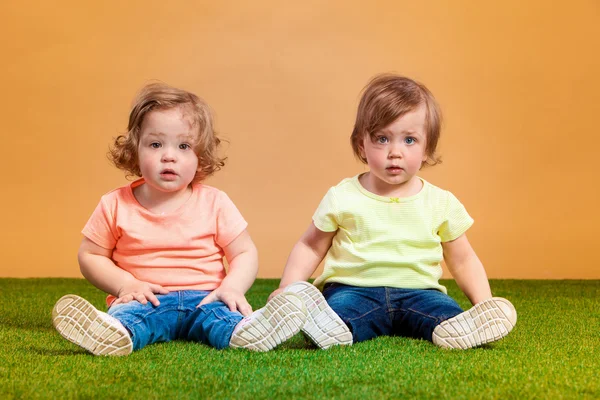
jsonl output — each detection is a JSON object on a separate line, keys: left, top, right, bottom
{"left": 1, "top": 1, "right": 598, "bottom": 279}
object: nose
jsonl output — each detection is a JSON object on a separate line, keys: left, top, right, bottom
{"left": 161, "top": 147, "right": 176, "bottom": 162}
{"left": 388, "top": 142, "right": 403, "bottom": 158}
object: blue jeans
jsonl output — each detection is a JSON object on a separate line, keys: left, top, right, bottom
{"left": 322, "top": 283, "right": 464, "bottom": 343}
{"left": 107, "top": 291, "right": 243, "bottom": 351}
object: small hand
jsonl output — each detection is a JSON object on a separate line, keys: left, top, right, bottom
{"left": 267, "top": 288, "right": 284, "bottom": 302}
{"left": 198, "top": 287, "right": 253, "bottom": 316}
{"left": 112, "top": 280, "right": 169, "bottom": 307}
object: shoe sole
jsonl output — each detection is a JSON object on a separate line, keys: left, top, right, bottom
{"left": 285, "top": 281, "right": 352, "bottom": 349}
{"left": 432, "top": 297, "right": 517, "bottom": 349}
{"left": 52, "top": 294, "right": 132, "bottom": 356}
{"left": 229, "top": 292, "right": 307, "bottom": 351}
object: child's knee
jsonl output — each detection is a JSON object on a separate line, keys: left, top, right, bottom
{"left": 108, "top": 300, "right": 155, "bottom": 321}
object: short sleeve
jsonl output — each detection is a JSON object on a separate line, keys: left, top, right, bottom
{"left": 82, "top": 197, "right": 119, "bottom": 249}
{"left": 215, "top": 191, "right": 248, "bottom": 248}
{"left": 437, "top": 191, "right": 474, "bottom": 242}
{"left": 312, "top": 187, "right": 339, "bottom": 232}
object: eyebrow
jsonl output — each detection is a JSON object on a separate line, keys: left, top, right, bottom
{"left": 378, "top": 129, "right": 424, "bottom": 137}
{"left": 144, "top": 132, "right": 164, "bottom": 138}
{"left": 144, "top": 132, "right": 196, "bottom": 141}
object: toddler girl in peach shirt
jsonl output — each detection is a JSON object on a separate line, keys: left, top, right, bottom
{"left": 52, "top": 82, "right": 306, "bottom": 355}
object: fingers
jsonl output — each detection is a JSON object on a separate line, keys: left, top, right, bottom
{"left": 236, "top": 298, "right": 253, "bottom": 317}
{"left": 114, "top": 281, "right": 168, "bottom": 307}
{"left": 198, "top": 292, "right": 217, "bottom": 308}
{"left": 222, "top": 297, "right": 238, "bottom": 313}
{"left": 145, "top": 291, "right": 161, "bottom": 307}
{"left": 220, "top": 294, "right": 253, "bottom": 316}
{"left": 113, "top": 292, "right": 160, "bottom": 306}
{"left": 267, "top": 288, "right": 284, "bottom": 302}
{"left": 133, "top": 292, "right": 149, "bottom": 305}
{"left": 113, "top": 294, "right": 132, "bottom": 305}
{"left": 149, "top": 283, "right": 169, "bottom": 295}
{"left": 197, "top": 291, "right": 252, "bottom": 316}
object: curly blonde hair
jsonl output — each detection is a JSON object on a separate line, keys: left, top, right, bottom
{"left": 350, "top": 74, "right": 442, "bottom": 167}
{"left": 109, "top": 82, "right": 225, "bottom": 183}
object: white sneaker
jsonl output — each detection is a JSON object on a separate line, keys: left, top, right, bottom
{"left": 284, "top": 281, "right": 352, "bottom": 349}
{"left": 229, "top": 292, "right": 307, "bottom": 351}
{"left": 52, "top": 294, "right": 133, "bottom": 356}
{"left": 432, "top": 297, "right": 517, "bottom": 349}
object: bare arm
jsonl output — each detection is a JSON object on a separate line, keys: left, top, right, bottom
{"left": 442, "top": 233, "right": 493, "bottom": 305}
{"left": 78, "top": 237, "right": 137, "bottom": 295}
{"left": 198, "top": 229, "right": 258, "bottom": 316}
{"left": 268, "top": 222, "right": 336, "bottom": 300}
{"left": 78, "top": 237, "right": 168, "bottom": 306}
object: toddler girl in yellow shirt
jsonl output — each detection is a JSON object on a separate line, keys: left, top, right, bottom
{"left": 271, "top": 74, "right": 517, "bottom": 350}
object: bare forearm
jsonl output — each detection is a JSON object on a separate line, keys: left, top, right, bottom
{"left": 278, "top": 241, "right": 325, "bottom": 289}
{"left": 450, "top": 254, "right": 493, "bottom": 305}
{"left": 79, "top": 252, "right": 136, "bottom": 297}
{"left": 220, "top": 247, "right": 258, "bottom": 294}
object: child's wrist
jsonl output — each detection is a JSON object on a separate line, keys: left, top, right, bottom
{"left": 115, "top": 277, "right": 140, "bottom": 296}
{"left": 218, "top": 283, "right": 245, "bottom": 294}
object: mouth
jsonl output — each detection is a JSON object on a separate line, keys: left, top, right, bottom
{"left": 159, "top": 169, "right": 178, "bottom": 179}
{"left": 386, "top": 166, "right": 404, "bottom": 175}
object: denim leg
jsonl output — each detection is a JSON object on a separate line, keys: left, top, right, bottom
{"left": 179, "top": 292, "right": 244, "bottom": 350}
{"left": 107, "top": 292, "right": 181, "bottom": 351}
{"left": 387, "top": 289, "right": 464, "bottom": 342}
{"left": 322, "top": 284, "right": 391, "bottom": 343}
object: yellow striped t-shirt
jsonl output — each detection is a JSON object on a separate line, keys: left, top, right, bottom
{"left": 312, "top": 174, "right": 473, "bottom": 293}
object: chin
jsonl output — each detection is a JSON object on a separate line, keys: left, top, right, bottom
{"left": 152, "top": 182, "right": 184, "bottom": 192}
{"left": 387, "top": 179, "right": 408, "bottom": 186}
{"left": 379, "top": 174, "right": 406, "bottom": 183}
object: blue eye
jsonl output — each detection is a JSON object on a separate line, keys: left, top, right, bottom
{"left": 150, "top": 142, "right": 161, "bottom": 148}
{"left": 377, "top": 136, "right": 389, "bottom": 144}
{"left": 404, "top": 137, "right": 416, "bottom": 145}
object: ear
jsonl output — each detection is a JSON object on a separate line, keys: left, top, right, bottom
{"left": 358, "top": 142, "right": 367, "bottom": 160}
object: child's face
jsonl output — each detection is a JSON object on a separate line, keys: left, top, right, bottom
{"left": 360, "top": 104, "right": 428, "bottom": 192}
{"left": 137, "top": 107, "right": 199, "bottom": 195}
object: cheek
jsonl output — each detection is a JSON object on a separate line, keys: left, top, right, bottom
{"left": 137, "top": 151, "right": 155, "bottom": 171}
{"left": 185, "top": 155, "right": 199, "bottom": 170}
{"left": 139, "top": 158, "right": 151, "bottom": 169}
{"left": 364, "top": 146, "right": 382, "bottom": 161}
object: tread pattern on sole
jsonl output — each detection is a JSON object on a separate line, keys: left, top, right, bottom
{"left": 432, "top": 297, "right": 517, "bottom": 349}
{"left": 285, "top": 281, "right": 353, "bottom": 349}
{"left": 52, "top": 295, "right": 132, "bottom": 356}
{"left": 229, "top": 292, "right": 307, "bottom": 352}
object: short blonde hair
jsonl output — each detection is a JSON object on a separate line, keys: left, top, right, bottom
{"left": 350, "top": 74, "right": 442, "bottom": 167}
{"left": 109, "top": 82, "right": 225, "bottom": 183}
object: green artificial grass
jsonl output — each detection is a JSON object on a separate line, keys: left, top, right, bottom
{"left": 0, "top": 279, "right": 598, "bottom": 399}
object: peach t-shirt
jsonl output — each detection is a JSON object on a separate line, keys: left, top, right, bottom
{"left": 82, "top": 178, "right": 248, "bottom": 305}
